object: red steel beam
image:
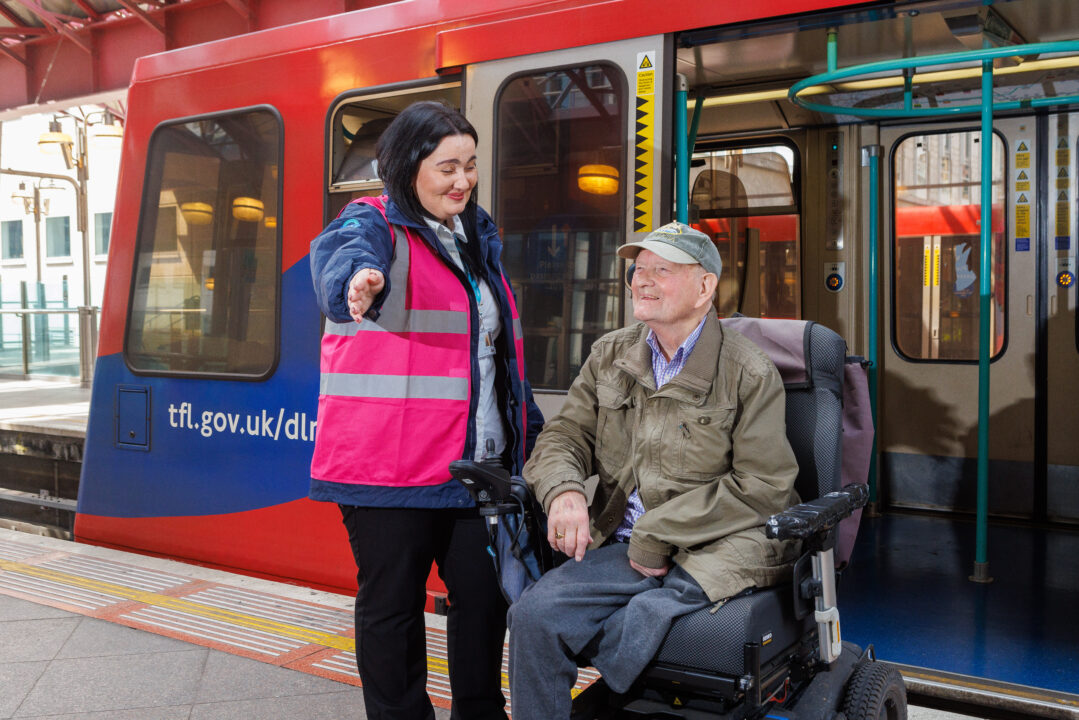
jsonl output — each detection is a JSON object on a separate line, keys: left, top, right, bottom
{"left": 0, "top": 3, "right": 26, "bottom": 26}
{"left": 11, "top": 0, "right": 93, "bottom": 54}
{"left": 0, "top": 27, "right": 49, "bottom": 36}
{"left": 222, "top": 0, "right": 250, "bottom": 20}
{"left": 70, "top": 0, "right": 102, "bottom": 21}
{"left": 0, "top": 42, "right": 28, "bottom": 67}
{"left": 113, "top": 0, "right": 165, "bottom": 35}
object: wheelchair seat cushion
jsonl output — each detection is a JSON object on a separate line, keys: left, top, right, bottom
{"left": 654, "top": 584, "right": 814, "bottom": 676}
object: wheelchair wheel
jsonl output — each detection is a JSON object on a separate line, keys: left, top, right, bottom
{"left": 841, "top": 660, "right": 907, "bottom": 720}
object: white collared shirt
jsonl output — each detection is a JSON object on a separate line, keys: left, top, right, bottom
{"left": 425, "top": 215, "right": 506, "bottom": 462}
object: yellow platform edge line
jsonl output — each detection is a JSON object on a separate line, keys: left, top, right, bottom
{"left": 0, "top": 557, "right": 355, "bottom": 651}
{"left": 0, "top": 557, "right": 597, "bottom": 696}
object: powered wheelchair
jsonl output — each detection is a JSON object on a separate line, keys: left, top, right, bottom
{"left": 450, "top": 318, "right": 907, "bottom": 720}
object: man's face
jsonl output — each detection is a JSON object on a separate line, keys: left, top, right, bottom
{"left": 630, "top": 249, "right": 713, "bottom": 329}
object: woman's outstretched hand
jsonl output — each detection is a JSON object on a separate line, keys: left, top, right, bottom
{"left": 348, "top": 268, "right": 385, "bottom": 323}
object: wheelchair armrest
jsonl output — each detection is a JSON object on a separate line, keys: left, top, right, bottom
{"left": 765, "top": 483, "right": 869, "bottom": 541}
{"left": 449, "top": 459, "right": 514, "bottom": 505}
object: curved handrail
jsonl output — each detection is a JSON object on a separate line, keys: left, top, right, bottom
{"left": 788, "top": 40, "right": 1079, "bottom": 118}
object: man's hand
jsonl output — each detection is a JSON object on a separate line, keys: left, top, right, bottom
{"left": 347, "top": 268, "right": 385, "bottom": 323}
{"left": 629, "top": 558, "right": 669, "bottom": 578}
{"left": 547, "top": 491, "right": 591, "bottom": 561}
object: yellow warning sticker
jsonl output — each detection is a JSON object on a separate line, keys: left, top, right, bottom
{"left": 634, "top": 51, "right": 656, "bottom": 232}
{"left": 636, "top": 51, "right": 655, "bottom": 97}
{"left": 1057, "top": 149, "right": 1070, "bottom": 166}
{"left": 1015, "top": 204, "right": 1030, "bottom": 238}
{"left": 1056, "top": 201, "right": 1070, "bottom": 237}
{"left": 923, "top": 247, "right": 931, "bottom": 287}
{"left": 1015, "top": 169, "right": 1030, "bottom": 192}
{"left": 1017, "top": 193, "right": 1029, "bottom": 204}
{"left": 933, "top": 245, "right": 941, "bottom": 287}
{"left": 1016, "top": 139, "right": 1031, "bottom": 169}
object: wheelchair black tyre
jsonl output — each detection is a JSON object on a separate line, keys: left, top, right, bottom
{"left": 841, "top": 660, "right": 908, "bottom": 720}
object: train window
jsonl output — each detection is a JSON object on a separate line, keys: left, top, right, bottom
{"left": 125, "top": 108, "right": 282, "bottom": 377}
{"left": 892, "top": 131, "right": 1006, "bottom": 361}
{"left": 690, "top": 143, "right": 800, "bottom": 318}
{"left": 325, "top": 84, "right": 461, "bottom": 222}
{"left": 495, "top": 64, "right": 626, "bottom": 390}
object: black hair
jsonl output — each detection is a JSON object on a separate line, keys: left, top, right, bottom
{"left": 375, "top": 101, "right": 479, "bottom": 224}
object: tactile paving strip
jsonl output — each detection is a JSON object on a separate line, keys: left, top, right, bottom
{"left": 0, "top": 539, "right": 600, "bottom": 710}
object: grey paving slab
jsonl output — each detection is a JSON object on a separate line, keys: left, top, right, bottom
{"left": 0, "top": 661, "right": 48, "bottom": 719}
{"left": 0, "top": 618, "right": 80, "bottom": 662}
{"left": 194, "top": 651, "right": 356, "bottom": 703}
{"left": 55, "top": 616, "right": 194, "bottom": 659}
{"left": 187, "top": 691, "right": 371, "bottom": 720}
{"left": 0, "top": 595, "right": 73, "bottom": 621}
{"left": 13, "top": 709, "right": 192, "bottom": 720}
{"left": 13, "top": 648, "right": 208, "bottom": 717}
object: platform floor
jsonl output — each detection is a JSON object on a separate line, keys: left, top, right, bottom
{"left": 0, "top": 528, "right": 982, "bottom": 720}
{"left": 0, "top": 378, "right": 89, "bottom": 438}
{"left": 0, "top": 528, "right": 602, "bottom": 719}
{"left": 840, "top": 511, "right": 1079, "bottom": 699}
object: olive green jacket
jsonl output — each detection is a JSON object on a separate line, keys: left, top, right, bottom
{"left": 523, "top": 313, "right": 801, "bottom": 602}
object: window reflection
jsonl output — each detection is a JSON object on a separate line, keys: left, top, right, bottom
{"left": 893, "top": 131, "right": 1005, "bottom": 361}
{"left": 125, "top": 110, "right": 281, "bottom": 376}
{"left": 690, "top": 144, "right": 800, "bottom": 319}
{"left": 496, "top": 65, "right": 626, "bottom": 390}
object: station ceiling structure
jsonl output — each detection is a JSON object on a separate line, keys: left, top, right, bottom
{"left": 0, "top": 0, "right": 388, "bottom": 117}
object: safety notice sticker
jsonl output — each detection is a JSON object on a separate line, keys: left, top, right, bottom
{"left": 634, "top": 51, "right": 656, "bottom": 232}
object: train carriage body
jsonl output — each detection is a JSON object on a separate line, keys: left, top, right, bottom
{"left": 76, "top": 0, "right": 1079, "bottom": 694}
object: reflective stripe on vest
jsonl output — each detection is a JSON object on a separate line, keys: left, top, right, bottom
{"left": 320, "top": 373, "right": 469, "bottom": 401}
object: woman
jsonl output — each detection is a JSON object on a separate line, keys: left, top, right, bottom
{"left": 309, "top": 101, "right": 543, "bottom": 720}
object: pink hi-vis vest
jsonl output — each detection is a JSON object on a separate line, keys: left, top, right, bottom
{"left": 311, "top": 197, "right": 529, "bottom": 487}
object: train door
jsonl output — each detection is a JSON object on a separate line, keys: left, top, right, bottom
{"left": 465, "top": 37, "right": 668, "bottom": 416}
{"left": 1045, "top": 113, "right": 1079, "bottom": 524}
{"left": 878, "top": 117, "right": 1078, "bottom": 523}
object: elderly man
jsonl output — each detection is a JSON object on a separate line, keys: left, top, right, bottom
{"left": 507, "top": 222, "right": 800, "bottom": 719}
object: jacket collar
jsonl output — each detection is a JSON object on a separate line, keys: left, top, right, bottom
{"left": 615, "top": 313, "right": 723, "bottom": 398}
{"left": 383, "top": 196, "right": 499, "bottom": 267}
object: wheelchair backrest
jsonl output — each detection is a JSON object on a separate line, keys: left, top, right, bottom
{"left": 719, "top": 318, "right": 845, "bottom": 503}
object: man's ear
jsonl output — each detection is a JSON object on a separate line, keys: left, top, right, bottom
{"left": 699, "top": 271, "right": 719, "bottom": 305}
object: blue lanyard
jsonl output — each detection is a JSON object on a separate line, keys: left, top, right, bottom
{"left": 455, "top": 238, "right": 482, "bottom": 305}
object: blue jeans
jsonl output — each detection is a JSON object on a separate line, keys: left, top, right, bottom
{"left": 507, "top": 543, "right": 709, "bottom": 720}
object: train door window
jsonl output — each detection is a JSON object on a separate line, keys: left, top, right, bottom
{"left": 495, "top": 64, "right": 626, "bottom": 390}
{"left": 892, "top": 130, "right": 1005, "bottom": 361}
{"left": 125, "top": 108, "right": 282, "bottom": 377}
{"left": 689, "top": 143, "right": 800, "bottom": 319}
{"left": 326, "top": 83, "right": 461, "bottom": 222}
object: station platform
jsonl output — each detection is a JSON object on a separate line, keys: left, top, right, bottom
{"left": 0, "top": 526, "right": 970, "bottom": 720}
{"left": 0, "top": 527, "right": 608, "bottom": 718}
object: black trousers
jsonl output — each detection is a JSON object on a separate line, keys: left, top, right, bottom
{"left": 339, "top": 505, "right": 509, "bottom": 720}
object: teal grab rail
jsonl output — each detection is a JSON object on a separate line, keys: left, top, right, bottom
{"left": 789, "top": 40, "right": 1079, "bottom": 118}
{"left": 675, "top": 74, "right": 689, "bottom": 224}
{"left": 785, "top": 39, "right": 1079, "bottom": 583}
{"left": 973, "top": 56, "right": 994, "bottom": 583}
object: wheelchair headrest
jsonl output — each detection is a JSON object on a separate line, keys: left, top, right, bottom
{"left": 719, "top": 316, "right": 843, "bottom": 400}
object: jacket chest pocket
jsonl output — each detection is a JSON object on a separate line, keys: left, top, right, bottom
{"left": 595, "top": 383, "right": 634, "bottom": 472}
{"left": 661, "top": 403, "right": 736, "bottom": 481}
